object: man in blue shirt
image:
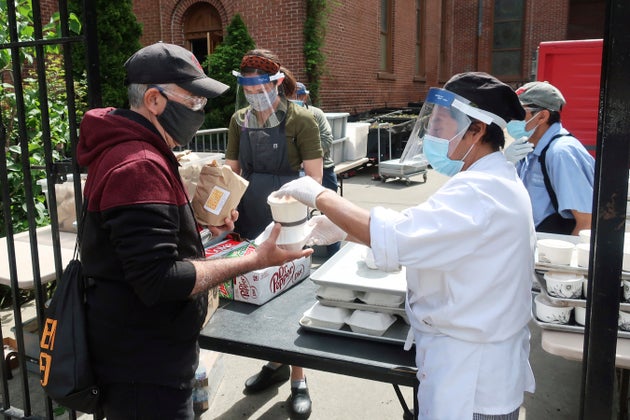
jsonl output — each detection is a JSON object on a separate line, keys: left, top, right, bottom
{"left": 505, "top": 81, "right": 595, "bottom": 235}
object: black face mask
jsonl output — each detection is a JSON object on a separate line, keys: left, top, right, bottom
{"left": 157, "top": 100, "right": 205, "bottom": 146}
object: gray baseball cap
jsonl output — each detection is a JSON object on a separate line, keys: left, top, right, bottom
{"left": 124, "top": 42, "right": 229, "bottom": 99}
{"left": 515, "top": 81, "right": 566, "bottom": 112}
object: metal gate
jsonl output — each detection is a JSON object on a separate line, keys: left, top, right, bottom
{"left": 0, "top": 0, "right": 99, "bottom": 418}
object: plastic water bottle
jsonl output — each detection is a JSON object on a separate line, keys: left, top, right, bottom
{"left": 193, "top": 364, "right": 209, "bottom": 416}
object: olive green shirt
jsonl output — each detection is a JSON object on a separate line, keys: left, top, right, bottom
{"left": 226, "top": 101, "right": 323, "bottom": 172}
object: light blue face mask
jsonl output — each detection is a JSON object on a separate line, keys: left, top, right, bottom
{"left": 506, "top": 113, "right": 539, "bottom": 140}
{"left": 290, "top": 99, "right": 305, "bottom": 107}
{"left": 245, "top": 89, "right": 277, "bottom": 111}
{"left": 423, "top": 134, "right": 474, "bottom": 177}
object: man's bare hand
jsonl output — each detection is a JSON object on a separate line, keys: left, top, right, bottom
{"left": 208, "top": 209, "right": 239, "bottom": 237}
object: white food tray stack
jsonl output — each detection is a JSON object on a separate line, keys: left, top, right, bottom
{"left": 303, "top": 243, "right": 411, "bottom": 346}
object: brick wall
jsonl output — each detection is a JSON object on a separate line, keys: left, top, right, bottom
{"left": 41, "top": 0, "right": 603, "bottom": 116}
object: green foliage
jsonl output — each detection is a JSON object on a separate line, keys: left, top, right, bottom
{"left": 203, "top": 14, "right": 255, "bottom": 128}
{"left": 0, "top": 2, "right": 86, "bottom": 305}
{"left": 304, "top": 0, "right": 332, "bottom": 105}
{"left": 68, "top": 0, "right": 142, "bottom": 108}
{"left": 1, "top": 4, "right": 86, "bottom": 237}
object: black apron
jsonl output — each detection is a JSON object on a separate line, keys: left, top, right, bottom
{"left": 235, "top": 118, "right": 299, "bottom": 240}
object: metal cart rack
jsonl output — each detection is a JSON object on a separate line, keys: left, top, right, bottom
{"left": 377, "top": 122, "right": 428, "bottom": 185}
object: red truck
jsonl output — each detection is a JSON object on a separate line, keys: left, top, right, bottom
{"left": 535, "top": 39, "right": 603, "bottom": 157}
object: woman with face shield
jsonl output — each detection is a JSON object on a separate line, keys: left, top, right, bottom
{"left": 272, "top": 72, "right": 537, "bottom": 419}
{"left": 224, "top": 49, "right": 323, "bottom": 419}
{"left": 226, "top": 50, "right": 323, "bottom": 239}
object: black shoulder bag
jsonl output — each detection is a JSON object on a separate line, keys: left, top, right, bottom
{"left": 536, "top": 133, "right": 577, "bottom": 235}
{"left": 39, "top": 201, "right": 101, "bottom": 413}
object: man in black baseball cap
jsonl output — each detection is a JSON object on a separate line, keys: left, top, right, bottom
{"left": 125, "top": 42, "right": 229, "bottom": 99}
{"left": 76, "top": 43, "right": 310, "bottom": 419}
{"left": 271, "top": 71, "right": 536, "bottom": 419}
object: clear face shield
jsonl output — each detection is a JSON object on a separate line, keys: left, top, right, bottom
{"left": 233, "top": 71, "right": 287, "bottom": 128}
{"left": 400, "top": 88, "right": 507, "bottom": 168}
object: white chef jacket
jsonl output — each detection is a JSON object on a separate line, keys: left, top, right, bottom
{"left": 370, "top": 151, "right": 536, "bottom": 419}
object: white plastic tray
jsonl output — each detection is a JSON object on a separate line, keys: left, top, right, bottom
{"left": 537, "top": 271, "right": 629, "bottom": 310}
{"left": 299, "top": 315, "right": 411, "bottom": 347}
{"left": 316, "top": 297, "right": 407, "bottom": 320}
{"left": 533, "top": 317, "right": 630, "bottom": 339}
{"left": 309, "top": 243, "right": 407, "bottom": 295}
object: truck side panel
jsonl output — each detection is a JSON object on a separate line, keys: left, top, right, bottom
{"left": 536, "top": 39, "right": 602, "bottom": 157}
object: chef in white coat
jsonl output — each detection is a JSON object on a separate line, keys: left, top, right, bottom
{"left": 273, "top": 72, "right": 536, "bottom": 420}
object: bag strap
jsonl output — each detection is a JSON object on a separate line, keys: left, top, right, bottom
{"left": 539, "top": 132, "right": 574, "bottom": 213}
{"left": 72, "top": 198, "right": 88, "bottom": 260}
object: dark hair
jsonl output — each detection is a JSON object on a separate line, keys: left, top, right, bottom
{"left": 241, "top": 49, "right": 296, "bottom": 98}
{"left": 547, "top": 110, "right": 561, "bottom": 125}
{"left": 469, "top": 120, "right": 505, "bottom": 151}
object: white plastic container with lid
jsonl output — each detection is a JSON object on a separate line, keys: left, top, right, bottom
{"left": 325, "top": 112, "right": 350, "bottom": 140}
{"left": 302, "top": 302, "right": 352, "bottom": 330}
{"left": 345, "top": 310, "right": 397, "bottom": 336}
{"left": 344, "top": 122, "right": 370, "bottom": 160}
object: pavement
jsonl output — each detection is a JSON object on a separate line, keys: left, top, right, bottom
{"left": 202, "top": 163, "right": 587, "bottom": 420}
{"left": 0, "top": 162, "right": 594, "bottom": 419}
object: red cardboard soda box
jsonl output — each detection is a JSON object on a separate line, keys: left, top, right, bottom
{"left": 233, "top": 255, "right": 311, "bottom": 305}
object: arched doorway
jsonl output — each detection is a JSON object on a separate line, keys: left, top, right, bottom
{"left": 183, "top": 2, "right": 223, "bottom": 68}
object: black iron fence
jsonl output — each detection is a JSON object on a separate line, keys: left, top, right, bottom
{"left": 0, "top": 0, "right": 99, "bottom": 418}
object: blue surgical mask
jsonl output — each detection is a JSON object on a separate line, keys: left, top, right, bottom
{"left": 245, "top": 89, "right": 277, "bottom": 111}
{"left": 506, "top": 113, "right": 539, "bottom": 140}
{"left": 423, "top": 135, "right": 465, "bottom": 177}
{"left": 290, "top": 99, "right": 305, "bottom": 107}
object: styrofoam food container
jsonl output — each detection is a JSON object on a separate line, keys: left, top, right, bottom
{"left": 579, "top": 229, "right": 591, "bottom": 244}
{"left": 537, "top": 239, "right": 575, "bottom": 265}
{"left": 316, "top": 285, "right": 357, "bottom": 302}
{"left": 357, "top": 291, "right": 405, "bottom": 307}
{"left": 254, "top": 221, "right": 312, "bottom": 250}
{"left": 575, "top": 306, "right": 587, "bottom": 326}
{"left": 345, "top": 310, "right": 396, "bottom": 336}
{"left": 619, "top": 310, "right": 630, "bottom": 331}
{"left": 302, "top": 302, "right": 352, "bottom": 330}
{"left": 576, "top": 243, "right": 590, "bottom": 268}
{"left": 544, "top": 272, "right": 584, "bottom": 299}
{"left": 534, "top": 293, "right": 572, "bottom": 324}
{"left": 267, "top": 193, "right": 308, "bottom": 224}
{"left": 624, "top": 280, "right": 630, "bottom": 302}
{"left": 624, "top": 248, "right": 630, "bottom": 272}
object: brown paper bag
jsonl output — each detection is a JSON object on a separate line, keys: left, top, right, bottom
{"left": 192, "top": 162, "right": 249, "bottom": 226}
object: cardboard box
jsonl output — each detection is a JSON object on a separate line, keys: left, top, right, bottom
{"left": 11, "top": 317, "right": 39, "bottom": 360}
{"left": 204, "top": 239, "right": 310, "bottom": 305}
{"left": 205, "top": 238, "right": 256, "bottom": 300}
{"left": 233, "top": 255, "right": 311, "bottom": 305}
{"left": 37, "top": 175, "right": 86, "bottom": 233}
{"left": 204, "top": 238, "right": 251, "bottom": 259}
{"left": 202, "top": 286, "right": 220, "bottom": 327}
{"left": 218, "top": 281, "right": 234, "bottom": 299}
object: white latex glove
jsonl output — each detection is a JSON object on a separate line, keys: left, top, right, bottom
{"left": 273, "top": 176, "right": 326, "bottom": 209}
{"left": 305, "top": 215, "right": 347, "bottom": 246}
{"left": 504, "top": 136, "right": 534, "bottom": 163}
